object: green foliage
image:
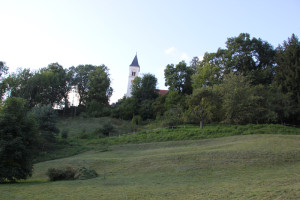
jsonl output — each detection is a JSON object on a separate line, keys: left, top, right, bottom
{"left": 164, "top": 61, "right": 194, "bottom": 94}
{"left": 274, "top": 34, "right": 300, "bottom": 123}
{"left": 0, "top": 61, "right": 8, "bottom": 100}
{"left": 192, "top": 60, "right": 222, "bottom": 89}
{"left": 31, "top": 104, "right": 59, "bottom": 142}
{"left": 61, "top": 129, "right": 69, "bottom": 139}
{"left": 70, "top": 64, "right": 95, "bottom": 105}
{"left": 185, "top": 87, "right": 219, "bottom": 128}
{"left": 131, "top": 115, "right": 142, "bottom": 126}
{"left": 87, "top": 65, "right": 112, "bottom": 105}
{"left": 93, "top": 122, "right": 114, "bottom": 137}
{"left": 111, "top": 96, "right": 137, "bottom": 120}
{"left": 46, "top": 167, "right": 76, "bottom": 181}
{"left": 0, "top": 61, "right": 8, "bottom": 79}
{"left": 4, "top": 64, "right": 71, "bottom": 108}
{"left": 163, "top": 107, "right": 183, "bottom": 128}
{"left": 217, "top": 73, "right": 259, "bottom": 124}
{"left": 224, "top": 33, "right": 276, "bottom": 85}
{"left": 97, "top": 124, "right": 300, "bottom": 145}
{"left": 131, "top": 73, "right": 158, "bottom": 102}
{"left": 0, "top": 97, "right": 39, "bottom": 183}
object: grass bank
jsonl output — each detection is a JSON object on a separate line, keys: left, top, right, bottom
{"left": 1, "top": 134, "right": 300, "bottom": 199}
{"left": 94, "top": 123, "right": 300, "bottom": 145}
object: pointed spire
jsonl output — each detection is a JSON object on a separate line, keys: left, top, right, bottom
{"left": 130, "top": 53, "right": 140, "bottom": 67}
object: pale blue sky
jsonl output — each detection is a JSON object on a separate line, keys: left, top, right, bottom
{"left": 1, "top": 0, "right": 300, "bottom": 103}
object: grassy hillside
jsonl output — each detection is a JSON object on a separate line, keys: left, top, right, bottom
{"left": 1, "top": 134, "right": 300, "bottom": 199}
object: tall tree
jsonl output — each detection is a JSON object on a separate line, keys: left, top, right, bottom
{"left": 274, "top": 34, "right": 300, "bottom": 123}
{"left": 86, "top": 65, "right": 113, "bottom": 117}
{"left": 87, "top": 65, "right": 112, "bottom": 105}
{"left": 71, "top": 65, "right": 95, "bottom": 105}
{"left": 0, "top": 97, "right": 39, "bottom": 183}
{"left": 131, "top": 73, "right": 158, "bottom": 102}
{"left": 224, "top": 33, "right": 276, "bottom": 85}
{"left": 164, "top": 61, "right": 194, "bottom": 95}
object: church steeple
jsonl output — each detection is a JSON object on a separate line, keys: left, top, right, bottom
{"left": 126, "top": 54, "right": 140, "bottom": 97}
{"left": 130, "top": 54, "right": 140, "bottom": 67}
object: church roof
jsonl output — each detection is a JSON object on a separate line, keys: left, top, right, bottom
{"left": 130, "top": 54, "right": 140, "bottom": 67}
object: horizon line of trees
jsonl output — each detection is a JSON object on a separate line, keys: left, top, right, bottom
{"left": 113, "top": 33, "right": 300, "bottom": 127}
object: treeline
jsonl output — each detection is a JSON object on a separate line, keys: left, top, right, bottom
{"left": 0, "top": 63, "right": 112, "bottom": 117}
{"left": 112, "top": 33, "right": 300, "bottom": 126}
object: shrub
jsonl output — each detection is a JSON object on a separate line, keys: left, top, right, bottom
{"left": 47, "top": 167, "right": 76, "bottom": 181}
{"left": 94, "top": 122, "right": 114, "bottom": 137}
{"left": 61, "top": 129, "right": 69, "bottom": 139}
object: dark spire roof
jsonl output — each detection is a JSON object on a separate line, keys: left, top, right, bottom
{"left": 130, "top": 54, "right": 140, "bottom": 67}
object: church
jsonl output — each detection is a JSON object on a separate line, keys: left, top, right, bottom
{"left": 126, "top": 54, "right": 168, "bottom": 98}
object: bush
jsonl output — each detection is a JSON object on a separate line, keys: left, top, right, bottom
{"left": 61, "top": 129, "right": 69, "bottom": 139}
{"left": 94, "top": 122, "right": 114, "bottom": 137}
{"left": 47, "top": 167, "right": 76, "bottom": 181}
{"left": 46, "top": 167, "right": 98, "bottom": 181}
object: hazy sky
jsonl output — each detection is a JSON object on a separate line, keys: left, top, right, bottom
{"left": 1, "top": 0, "right": 300, "bottom": 103}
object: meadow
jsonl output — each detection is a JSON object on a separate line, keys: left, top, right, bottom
{"left": 1, "top": 130, "right": 300, "bottom": 199}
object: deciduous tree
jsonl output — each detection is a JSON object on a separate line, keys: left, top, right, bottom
{"left": 0, "top": 97, "right": 39, "bottom": 183}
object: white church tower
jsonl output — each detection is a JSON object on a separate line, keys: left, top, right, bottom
{"left": 126, "top": 54, "right": 140, "bottom": 97}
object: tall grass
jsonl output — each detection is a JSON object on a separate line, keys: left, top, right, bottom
{"left": 95, "top": 123, "right": 300, "bottom": 145}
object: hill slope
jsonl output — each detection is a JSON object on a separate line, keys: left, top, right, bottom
{"left": 1, "top": 134, "right": 300, "bottom": 199}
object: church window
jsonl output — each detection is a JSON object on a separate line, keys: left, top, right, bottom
{"left": 132, "top": 72, "right": 136, "bottom": 76}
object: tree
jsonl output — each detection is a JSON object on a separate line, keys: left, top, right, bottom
{"left": 38, "top": 63, "right": 69, "bottom": 106}
{"left": 0, "top": 61, "right": 8, "bottom": 80}
{"left": 130, "top": 73, "right": 157, "bottom": 120}
{"left": 164, "top": 90, "right": 186, "bottom": 111}
{"left": 190, "top": 56, "right": 200, "bottom": 70}
{"left": 0, "top": 97, "right": 39, "bottom": 183}
{"left": 217, "top": 73, "right": 259, "bottom": 124}
{"left": 71, "top": 65, "right": 95, "bottom": 105}
{"left": 164, "top": 61, "right": 194, "bottom": 95}
{"left": 0, "top": 61, "right": 8, "bottom": 100}
{"left": 131, "top": 73, "right": 158, "bottom": 102}
{"left": 5, "top": 63, "right": 70, "bottom": 108}
{"left": 163, "top": 107, "right": 183, "bottom": 128}
{"left": 224, "top": 33, "right": 276, "bottom": 85}
{"left": 86, "top": 65, "right": 112, "bottom": 117}
{"left": 186, "top": 87, "right": 218, "bottom": 128}
{"left": 274, "top": 34, "right": 300, "bottom": 123}
{"left": 3, "top": 68, "right": 34, "bottom": 104}
{"left": 87, "top": 65, "right": 112, "bottom": 105}
{"left": 192, "top": 58, "right": 222, "bottom": 89}
{"left": 31, "top": 104, "right": 59, "bottom": 143}
{"left": 117, "top": 96, "right": 137, "bottom": 120}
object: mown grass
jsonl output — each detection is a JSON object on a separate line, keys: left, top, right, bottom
{"left": 1, "top": 134, "right": 300, "bottom": 199}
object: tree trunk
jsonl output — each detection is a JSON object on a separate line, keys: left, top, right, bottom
{"left": 200, "top": 112, "right": 203, "bottom": 129}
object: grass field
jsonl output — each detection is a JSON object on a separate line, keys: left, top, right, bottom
{"left": 1, "top": 134, "right": 300, "bottom": 199}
